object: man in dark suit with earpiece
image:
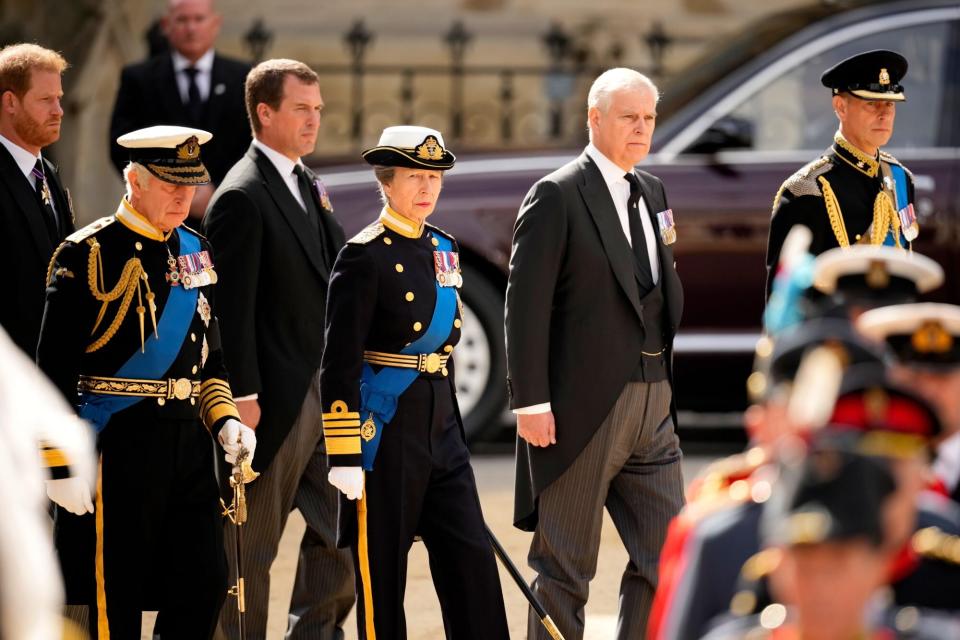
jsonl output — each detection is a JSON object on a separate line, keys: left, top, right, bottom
{"left": 109, "top": 0, "right": 250, "bottom": 221}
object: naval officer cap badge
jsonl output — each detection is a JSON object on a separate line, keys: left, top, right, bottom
{"left": 117, "top": 125, "right": 213, "bottom": 185}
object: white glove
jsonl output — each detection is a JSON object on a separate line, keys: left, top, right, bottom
{"left": 328, "top": 466, "right": 364, "bottom": 500}
{"left": 45, "top": 477, "right": 94, "bottom": 516}
{"left": 217, "top": 418, "right": 257, "bottom": 466}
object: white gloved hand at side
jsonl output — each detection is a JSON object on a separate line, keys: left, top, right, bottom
{"left": 217, "top": 418, "right": 257, "bottom": 466}
{"left": 45, "top": 477, "right": 94, "bottom": 516}
{"left": 328, "top": 466, "right": 364, "bottom": 500}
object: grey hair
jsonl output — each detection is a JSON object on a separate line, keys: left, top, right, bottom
{"left": 373, "top": 165, "right": 395, "bottom": 205}
{"left": 123, "top": 162, "right": 153, "bottom": 198}
{"left": 586, "top": 68, "right": 660, "bottom": 138}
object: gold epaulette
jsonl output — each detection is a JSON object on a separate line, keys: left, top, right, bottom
{"left": 65, "top": 216, "right": 115, "bottom": 244}
{"left": 46, "top": 217, "right": 116, "bottom": 286}
{"left": 426, "top": 223, "right": 455, "bottom": 243}
{"left": 912, "top": 526, "right": 960, "bottom": 565}
{"left": 348, "top": 221, "right": 386, "bottom": 245}
{"left": 180, "top": 222, "right": 207, "bottom": 241}
{"left": 879, "top": 150, "right": 914, "bottom": 179}
{"left": 772, "top": 156, "right": 833, "bottom": 213}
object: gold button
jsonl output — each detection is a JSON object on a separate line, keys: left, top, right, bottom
{"left": 384, "top": 237, "right": 392, "bottom": 245}
{"left": 135, "top": 242, "right": 143, "bottom": 251}
{"left": 395, "top": 264, "right": 404, "bottom": 273}
{"left": 431, "top": 237, "right": 439, "bottom": 247}
{"left": 191, "top": 333, "right": 197, "bottom": 342}
{"left": 413, "top": 321, "right": 423, "bottom": 331}
{"left": 190, "top": 398, "right": 196, "bottom": 405}
{"left": 454, "top": 319, "right": 462, "bottom": 328}
{"left": 157, "top": 397, "right": 165, "bottom": 406}
{"left": 443, "top": 345, "right": 453, "bottom": 353}
{"left": 192, "top": 365, "right": 198, "bottom": 374}
{"left": 405, "top": 292, "right": 415, "bottom": 302}
{"left": 441, "top": 367, "right": 448, "bottom": 376}
{"left": 855, "top": 234, "right": 862, "bottom": 241}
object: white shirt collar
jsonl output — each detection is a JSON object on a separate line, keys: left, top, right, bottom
{"left": 585, "top": 143, "right": 634, "bottom": 189}
{"left": 171, "top": 49, "right": 215, "bottom": 74}
{"left": 252, "top": 138, "right": 304, "bottom": 179}
{"left": 0, "top": 132, "right": 41, "bottom": 181}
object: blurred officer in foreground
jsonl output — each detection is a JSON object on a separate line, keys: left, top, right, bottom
{"left": 858, "top": 303, "right": 960, "bottom": 498}
{"left": 38, "top": 125, "right": 255, "bottom": 638}
{"left": 702, "top": 447, "right": 903, "bottom": 640}
{"left": 0, "top": 326, "right": 94, "bottom": 639}
{"left": 321, "top": 125, "right": 509, "bottom": 639}
{"left": 858, "top": 303, "right": 960, "bottom": 612}
{"left": 0, "top": 43, "right": 75, "bottom": 357}
{"left": 766, "top": 50, "right": 918, "bottom": 297}
{"left": 650, "top": 239, "right": 941, "bottom": 640}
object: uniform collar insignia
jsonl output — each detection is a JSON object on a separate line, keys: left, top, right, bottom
{"left": 115, "top": 198, "right": 170, "bottom": 242}
{"left": 832, "top": 131, "right": 879, "bottom": 178}
{"left": 379, "top": 206, "right": 424, "bottom": 239}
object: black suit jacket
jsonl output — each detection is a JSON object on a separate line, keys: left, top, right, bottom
{"left": 1, "top": 144, "right": 74, "bottom": 356}
{"left": 203, "top": 144, "right": 345, "bottom": 473}
{"left": 506, "top": 152, "right": 683, "bottom": 530}
{"left": 109, "top": 52, "right": 251, "bottom": 185}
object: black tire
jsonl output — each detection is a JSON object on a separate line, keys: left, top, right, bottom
{"left": 456, "top": 265, "right": 508, "bottom": 443}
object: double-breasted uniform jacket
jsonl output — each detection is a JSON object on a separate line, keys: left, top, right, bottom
{"left": 319, "top": 208, "right": 510, "bottom": 640}
{"left": 37, "top": 200, "right": 239, "bottom": 612}
{"left": 204, "top": 144, "right": 345, "bottom": 473}
{"left": 319, "top": 209, "right": 464, "bottom": 473}
{"left": 506, "top": 152, "right": 684, "bottom": 531}
{"left": 765, "top": 132, "right": 915, "bottom": 296}
{"left": 1, "top": 143, "right": 74, "bottom": 356}
{"left": 109, "top": 52, "right": 251, "bottom": 186}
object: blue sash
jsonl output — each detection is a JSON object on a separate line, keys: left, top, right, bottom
{"left": 358, "top": 234, "right": 457, "bottom": 470}
{"left": 886, "top": 164, "right": 909, "bottom": 247}
{"left": 78, "top": 228, "right": 200, "bottom": 432}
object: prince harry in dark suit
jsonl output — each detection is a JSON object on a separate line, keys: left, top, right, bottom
{"left": 203, "top": 58, "right": 352, "bottom": 640}
{"left": 506, "top": 68, "right": 684, "bottom": 640}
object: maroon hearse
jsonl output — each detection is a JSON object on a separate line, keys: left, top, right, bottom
{"left": 319, "top": 0, "right": 960, "bottom": 440}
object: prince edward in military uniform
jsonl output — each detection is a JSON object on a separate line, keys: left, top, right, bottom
{"left": 766, "top": 50, "right": 919, "bottom": 297}
{"left": 37, "top": 125, "right": 256, "bottom": 639}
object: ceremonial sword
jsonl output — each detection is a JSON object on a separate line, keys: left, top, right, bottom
{"left": 221, "top": 446, "right": 259, "bottom": 640}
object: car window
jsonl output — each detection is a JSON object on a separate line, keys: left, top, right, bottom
{"left": 716, "top": 20, "right": 952, "bottom": 152}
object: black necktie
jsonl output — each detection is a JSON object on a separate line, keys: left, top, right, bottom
{"left": 183, "top": 66, "right": 203, "bottom": 124}
{"left": 32, "top": 159, "right": 59, "bottom": 243}
{"left": 294, "top": 165, "right": 330, "bottom": 268}
{"left": 624, "top": 172, "right": 654, "bottom": 291}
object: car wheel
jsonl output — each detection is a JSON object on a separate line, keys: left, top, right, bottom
{"left": 456, "top": 266, "right": 507, "bottom": 442}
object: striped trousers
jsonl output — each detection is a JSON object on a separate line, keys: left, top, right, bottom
{"left": 528, "top": 380, "right": 684, "bottom": 640}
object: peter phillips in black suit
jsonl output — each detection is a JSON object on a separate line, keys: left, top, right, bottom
{"left": 109, "top": 0, "right": 250, "bottom": 220}
{"left": 0, "top": 43, "right": 74, "bottom": 357}
{"left": 203, "top": 59, "right": 352, "bottom": 640}
{"left": 506, "top": 68, "right": 685, "bottom": 640}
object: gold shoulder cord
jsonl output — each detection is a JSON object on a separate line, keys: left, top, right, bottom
{"left": 45, "top": 242, "right": 70, "bottom": 287}
{"left": 817, "top": 176, "right": 849, "bottom": 247}
{"left": 872, "top": 191, "right": 902, "bottom": 247}
{"left": 84, "top": 238, "right": 156, "bottom": 353}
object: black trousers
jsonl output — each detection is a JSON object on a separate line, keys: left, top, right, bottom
{"left": 55, "top": 405, "right": 227, "bottom": 639}
{"left": 349, "top": 377, "right": 509, "bottom": 640}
